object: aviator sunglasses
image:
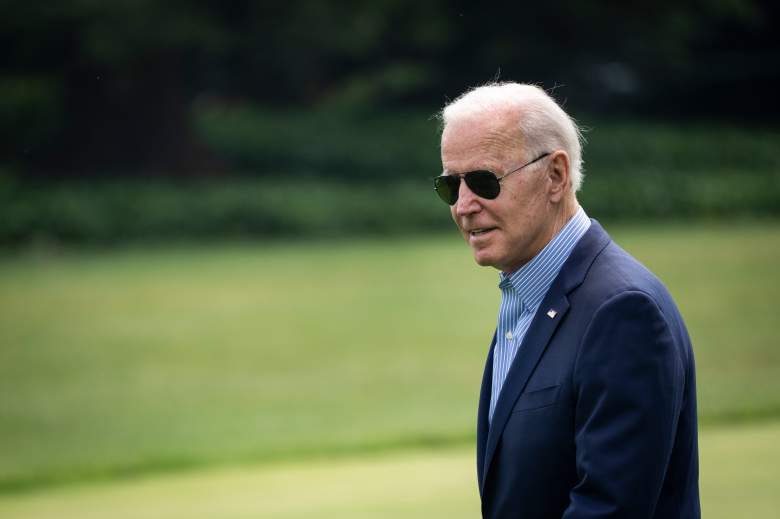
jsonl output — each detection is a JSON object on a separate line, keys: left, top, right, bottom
{"left": 434, "top": 152, "right": 550, "bottom": 206}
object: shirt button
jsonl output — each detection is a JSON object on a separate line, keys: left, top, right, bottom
{"left": 505, "top": 331, "right": 513, "bottom": 340}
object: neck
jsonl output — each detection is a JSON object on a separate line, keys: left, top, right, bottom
{"left": 537, "top": 196, "right": 579, "bottom": 254}
{"left": 551, "top": 195, "right": 580, "bottom": 237}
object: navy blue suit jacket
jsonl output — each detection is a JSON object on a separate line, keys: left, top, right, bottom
{"left": 477, "top": 220, "right": 700, "bottom": 518}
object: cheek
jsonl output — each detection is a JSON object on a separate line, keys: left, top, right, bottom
{"left": 499, "top": 211, "right": 533, "bottom": 245}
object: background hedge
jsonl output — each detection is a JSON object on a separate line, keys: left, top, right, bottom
{"left": 3, "top": 113, "right": 778, "bottom": 246}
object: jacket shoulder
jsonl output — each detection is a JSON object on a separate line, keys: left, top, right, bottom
{"left": 578, "top": 241, "right": 674, "bottom": 309}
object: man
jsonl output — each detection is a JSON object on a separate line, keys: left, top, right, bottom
{"left": 435, "top": 83, "right": 699, "bottom": 518}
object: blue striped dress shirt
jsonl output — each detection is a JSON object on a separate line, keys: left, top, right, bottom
{"left": 489, "top": 207, "right": 591, "bottom": 422}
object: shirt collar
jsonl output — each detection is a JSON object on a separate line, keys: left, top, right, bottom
{"left": 498, "top": 207, "right": 591, "bottom": 311}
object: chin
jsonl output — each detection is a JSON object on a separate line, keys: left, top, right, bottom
{"left": 472, "top": 249, "right": 500, "bottom": 269}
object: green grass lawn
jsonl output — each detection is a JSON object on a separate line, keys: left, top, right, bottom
{"left": 0, "top": 420, "right": 777, "bottom": 518}
{"left": 0, "top": 221, "right": 779, "bottom": 492}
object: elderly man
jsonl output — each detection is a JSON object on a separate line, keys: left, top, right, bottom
{"left": 435, "top": 83, "right": 700, "bottom": 518}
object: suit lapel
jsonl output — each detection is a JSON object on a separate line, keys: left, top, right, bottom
{"left": 478, "top": 219, "right": 612, "bottom": 495}
{"left": 480, "top": 293, "right": 570, "bottom": 493}
{"left": 476, "top": 332, "right": 495, "bottom": 494}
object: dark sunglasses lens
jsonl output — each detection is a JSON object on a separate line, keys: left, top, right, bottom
{"left": 434, "top": 176, "right": 459, "bottom": 205}
{"left": 465, "top": 171, "right": 500, "bottom": 199}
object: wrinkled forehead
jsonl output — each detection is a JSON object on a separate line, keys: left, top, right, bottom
{"left": 440, "top": 110, "right": 525, "bottom": 171}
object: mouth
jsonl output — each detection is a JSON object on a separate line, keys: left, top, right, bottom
{"left": 468, "top": 227, "right": 497, "bottom": 238}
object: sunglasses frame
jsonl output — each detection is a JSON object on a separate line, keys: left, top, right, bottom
{"left": 434, "top": 152, "right": 551, "bottom": 206}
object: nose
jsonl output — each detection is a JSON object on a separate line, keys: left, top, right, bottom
{"left": 453, "top": 177, "right": 482, "bottom": 217}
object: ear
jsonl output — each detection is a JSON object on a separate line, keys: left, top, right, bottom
{"left": 547, "top": 151, "right": 571, "bottom": 203}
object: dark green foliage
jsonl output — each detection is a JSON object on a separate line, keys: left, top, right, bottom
{"left": 193, "top": 104, "right": 442, "bottom": 179}
{"left": 580, "top": 120, "right": 780, "bottom": 218}
{"left": 2, "top": 116, "right": 778, "bottom": 246}
{"left": 2, "top": 0, "right": 778, "bottom": 174}
{"left": 0, "top": 178, "right": 452, "bottom": 246}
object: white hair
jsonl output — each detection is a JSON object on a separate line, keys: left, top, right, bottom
{"left": 440, "top": 82, "right": 585, "bottom": 191}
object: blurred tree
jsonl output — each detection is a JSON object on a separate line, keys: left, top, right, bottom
{"left": 0, "top": 0, "right": 777, "bottom": 176}
{"left": 1, "top": 0, "right": 232, "bottom": 175}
